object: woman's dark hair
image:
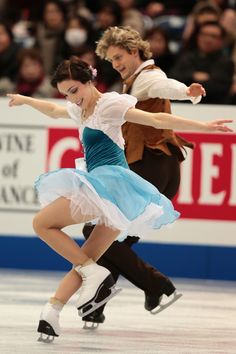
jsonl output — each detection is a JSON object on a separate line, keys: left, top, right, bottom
{"left": 51, "top": 56, "right": 94, "bottom": 87}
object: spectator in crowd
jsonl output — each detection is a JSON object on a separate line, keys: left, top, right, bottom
{"left": 142, "top": 0, "right": 196, "bottom": 18}
{"left": 0, "top": 0, "right": 44, "bottom": 25}
{"left": 92, "top": 1, "right": 122, "bottom": 92}
{"left": 118, "top": 0, "right": 145, "bottom": 37}
{"left": 34, "top": 0, "right": 67, "bottom": 75}
{"left": 93, "top": 0, "right": 123, "bottom": 41}
{"left": 0, "top": 21, "right": 21, "bottom": 95}
{"left": 220, "top": 7, "right": 236, "bottom": 103}
{"left": 170, "top": 21, "right": 234, "bottom": 104}
{"left": 13, "top": 48, "right": 57, "bottom": 97}
{"left": 145, "top": 26, "right": 177, "bottom": 74}
{"left": 63, "top": 14, "right": 95, "bottom": 58}
{"left": 182, "top": 1, "right": 222, "bottom": 50}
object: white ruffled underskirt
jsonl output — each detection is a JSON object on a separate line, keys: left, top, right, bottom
{"left": 35, "top": 166, "right": 180, "bottom": 239}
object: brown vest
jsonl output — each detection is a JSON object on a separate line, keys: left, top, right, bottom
{"left": 122, "top": 64, "right": 194, "bottom": 164}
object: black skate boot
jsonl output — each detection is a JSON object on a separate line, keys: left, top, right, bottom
{"left": 145, "top": 279, "right": 182, "bottom": 314}
{"left": 82, "top": 308, "right": 105, "bottom": 329}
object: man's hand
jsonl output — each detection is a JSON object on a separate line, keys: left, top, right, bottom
{"left": 186, "top": 83, "right": 206, "bottom": 97}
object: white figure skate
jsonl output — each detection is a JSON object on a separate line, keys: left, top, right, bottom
{"left": 75, "top": 262, "right": 122, "bottom": 317}
{"left": 37, "top": 301, "right": 62, "bottom": 343}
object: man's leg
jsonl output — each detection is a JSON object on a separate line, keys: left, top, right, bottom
{"left": 82, "top": 223, "right": 177, "bottom": 327}
{"left": 82, "top": 148, "right": 182, "bottom": 326}
{"left": 129, "top": 147, "right": 181, "bottom": 200}
{"left": 83, "top": 224, "right": 170, "bottom": 292}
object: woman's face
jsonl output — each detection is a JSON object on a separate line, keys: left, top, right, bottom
{"left": 20, "top": 57, "right": 43, "bottom": 82}
{"left": 44, "top": 3, "right": 64, "bottom": 29}
{"left": 147, "top": 32, "right": 167, "bottom": 56}
{"left": 57, "top": 79, "right": 91, "bottom": 108}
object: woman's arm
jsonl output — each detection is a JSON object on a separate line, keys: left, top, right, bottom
{"left": 124, "top": 107, "right": 233, "bottom": 133}
{"left": 7, "top": 94, "right": 69, "bottom": 119}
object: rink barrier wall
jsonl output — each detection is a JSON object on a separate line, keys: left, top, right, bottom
{"left": 0, "top": 235, "right": 235, "bottom": 281}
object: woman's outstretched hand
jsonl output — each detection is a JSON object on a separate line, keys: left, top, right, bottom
{"left": 7, "top": 93, "right": 27, "bottom": 107}
{"left": 205, "top": 119, "right": 233, "bottom": 132}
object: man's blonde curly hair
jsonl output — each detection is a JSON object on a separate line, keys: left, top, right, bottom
{"left": 96, "top": 26, "right": 152, "bottom": 61}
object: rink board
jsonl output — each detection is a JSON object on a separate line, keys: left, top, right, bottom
{"left": 0, "top": 234, "right": 236, "bottom": 281}
{"left": 0, "top": 99, "right": 236, "bottom": 280}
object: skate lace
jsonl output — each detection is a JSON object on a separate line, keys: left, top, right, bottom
{"left": 80, "top": 272, "right": 87, "bottom": 290}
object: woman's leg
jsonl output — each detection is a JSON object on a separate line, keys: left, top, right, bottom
{"left": 36, "top": 198, "right": 122, "bottom": 340}
{"left": 33, "top": 197, "right": 121, "bottom": 303}
{"left": 33, "top": 197, "right": 91, "bottom": 265}
{"left": 82, "top": 224, "right": 121, "bottom": 261}
{"left": 54, "top": 225, "right": 121, "bottom": 303}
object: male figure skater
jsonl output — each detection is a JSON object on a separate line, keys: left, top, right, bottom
{"left": 82, "top": 26, "right": 206, "bottom": 328}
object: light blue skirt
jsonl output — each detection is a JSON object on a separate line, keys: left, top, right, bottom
{"left": 35, "top": 165, "right": 180, "bottom": 237}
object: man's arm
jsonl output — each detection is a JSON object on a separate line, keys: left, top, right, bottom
{"left": 132, "top": 69, "right": 205, "bottom": 104}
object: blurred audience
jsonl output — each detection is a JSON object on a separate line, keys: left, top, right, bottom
{"left": 0, "top": 0, "right": 235, "bottom": 103}
{"left": 118, "top": 0, "right": 145, "bottom": 36}
{"left": 182, "top": 1, "right": 222, "bottom": 50}
{"left": 170, "top": 21, "right": 234, "bottom": 104}
{"left": 93, "top": 0, "right": 122, "bottom": 41}
{"left": 0, "top": 21, "right": 21, "bottom": 95}
{"left": 34, "top": 0, "right": 67, "bottom": 75}
{"left": 62, "top": 14, "right": 96, "bottom": 58}
{"left": 14, "top": 48, "right": 57, "bottom": 97}
{"left": 145, "top": 26, "right": 177, "bottom": 74}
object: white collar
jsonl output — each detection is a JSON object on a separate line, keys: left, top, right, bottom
{"left": 133, "top": 59, "right": 155, "bottom": 76}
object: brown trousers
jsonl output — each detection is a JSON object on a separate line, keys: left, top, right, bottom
{"left": 83, "top": 146, "right": 180, "bottom": 297}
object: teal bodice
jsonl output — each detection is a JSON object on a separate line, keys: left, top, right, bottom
{"left": 82, "top": 127, "right": 129, "bottom": 172}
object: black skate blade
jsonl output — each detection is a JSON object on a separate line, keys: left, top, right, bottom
{"left": 150, "top": 292, "right": 183, "bottom": 315}
{"left": 37, "top": 320, "right": 58, "bottom": 343}
{"left": 78, "top": 286, "right": 122, "bottom": 317}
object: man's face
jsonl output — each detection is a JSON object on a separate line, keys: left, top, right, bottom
{"left": 197, "top": 24, "right": 223, "bottom": 54}
{"left": 106, "top": 45, "right": 142, "bottom": 80}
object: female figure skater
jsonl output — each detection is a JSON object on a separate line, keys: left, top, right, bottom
{"left": 7, "top": 57, "right": 232, "bottom": 342}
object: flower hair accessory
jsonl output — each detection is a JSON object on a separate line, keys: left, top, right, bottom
{"left": 89, "top": 65, "right": 97, "bottom": 79}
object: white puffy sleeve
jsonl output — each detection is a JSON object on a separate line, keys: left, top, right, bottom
{"left": 66, "top": 101, "right": 82, "bottom": 123}
{"left": 99, "top": 93, "right": 137, "bottom": 126}
{"left": 132, "top": 69, "right": 201, "bottom": 104}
